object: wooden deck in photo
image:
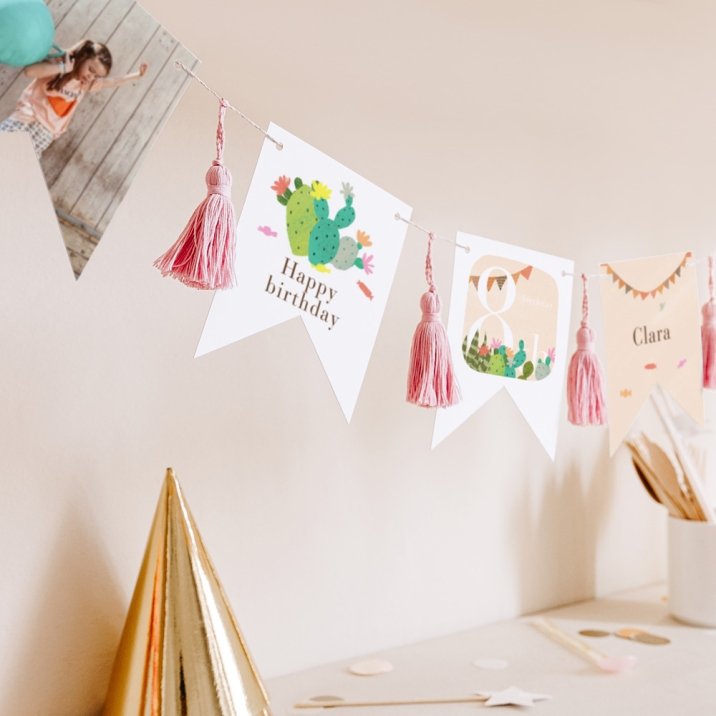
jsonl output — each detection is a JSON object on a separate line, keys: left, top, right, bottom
{"left": 0, "top": 0, "right": 198, "bottom": 277}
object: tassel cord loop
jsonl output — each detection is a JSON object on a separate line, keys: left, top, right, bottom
{"left": 215, "top": 99, "right": 227, "bottom": 164}
{"left": 580, "top": 273, "right": 590, "bottom": 328}
{"left": 425, "top": 232, "right": 437, "bottom": 294}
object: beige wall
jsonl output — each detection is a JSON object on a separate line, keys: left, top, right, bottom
{"left": 2, "top": 1, "right": 715, "bottom": 713}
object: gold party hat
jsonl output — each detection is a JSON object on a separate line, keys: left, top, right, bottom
{"left": 103, "top": 468, "right": 272, "bottom": 715}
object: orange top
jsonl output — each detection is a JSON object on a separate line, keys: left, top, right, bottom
{"left": 10, "top": 76, "right": 88, "bottom": 139}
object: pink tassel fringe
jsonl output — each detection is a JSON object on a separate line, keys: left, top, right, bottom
{"left": 154, "top": 99, "right": 236, "bottom": 290}
{"left": 406, "top": 233, "right": 460, "bottom": 408}
{"left": 567, "top": 273, "right": 607, "bottom": 426}
{"left": 703, "top": 256, "right": 716, "bottom": 389}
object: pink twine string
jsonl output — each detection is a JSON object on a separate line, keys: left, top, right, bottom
{"left": 425, "top": 232, "right": 437, "bottom": 293}
{"left": 215, "top": 98, "right": 227, "bottom": 164}
{"left": 580, "top": 273, "right": 590, "bottom": 327}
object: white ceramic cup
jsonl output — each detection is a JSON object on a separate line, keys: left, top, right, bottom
{"left": 668, "top": 515, "right": 716, "bottom": 627}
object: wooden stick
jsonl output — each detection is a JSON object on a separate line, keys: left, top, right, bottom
{"left": 294, "top": 696, "right": 488, "bottom": 709}
{"left": 627, "top": 437, "right": 694, "bottom": 519}
{"left": 650, "top": 389, "right": 715, "bottom": 521}
{"left": 638, "top": 434, "right": 703, "bottom": 521}
{"left": 627, "top": 450, "right": 663, "bottom": 507}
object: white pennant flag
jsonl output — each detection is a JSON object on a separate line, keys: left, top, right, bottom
{"left": 433, "top": 233, "right": 574, "bottom": 458}
{"left": 197, "top": 123, "right": 411, "bottom": 421}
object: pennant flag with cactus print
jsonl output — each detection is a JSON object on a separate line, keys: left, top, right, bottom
{"left": 433, "top": 234, "right": 574, "bottom": 459}
{"left": 196, "top": 123, "right": 411, "bottom": 421}
{"left": 599, "top": 251, "right": 703, "bottom": 454}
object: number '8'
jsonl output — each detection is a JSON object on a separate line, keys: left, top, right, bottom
{"left": 472, "top": 266, "right": 516, "bottom": 347}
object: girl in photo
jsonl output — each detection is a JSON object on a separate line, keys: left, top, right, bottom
{"left": 0, "top": 39, "right": 148, "bottom": 157}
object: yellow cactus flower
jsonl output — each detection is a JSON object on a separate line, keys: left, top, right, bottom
{"left": 310, "top": 181, "right": 332, "bottom": 201}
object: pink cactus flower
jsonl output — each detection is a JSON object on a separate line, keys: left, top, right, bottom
{"left": 490, "top": 338, "right": 502, "bottom": 350}
{"left": 362, "top": 253, "right": 375, "bottom": 275}
{"left": 547, "top": 347, "right": 556, "bottom": 363}
{"left": 271, "top": 175, "right": 291, "bottom": 194}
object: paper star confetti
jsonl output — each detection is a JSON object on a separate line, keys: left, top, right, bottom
{"left": 475, "top": 686, "right": 552, "bottom": 708}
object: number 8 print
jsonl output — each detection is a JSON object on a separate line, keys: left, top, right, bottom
{"left": 468, "top": 265, "right": 516, "bottom": 347}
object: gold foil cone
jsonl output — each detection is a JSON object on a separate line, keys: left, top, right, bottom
{"left": 103, "top": 468, "right": 272, "bottom": 715}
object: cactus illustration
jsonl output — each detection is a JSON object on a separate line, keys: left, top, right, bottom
{"left": 463, "top": 332, "right": 495, "bottom": 374}
{"left": 463, "top": 334, "right": 538, "bottom": 379}
{"left": 331, "top": 230, "right": 373, "bottom": 271}
{"left": 462, "top": 332, "right": 482, "bottom": 371}
{"left": 462, "top": 333, "right": 475, "bottom": 367}
{"left": 308, "top": 181, "right": 356, "bottom": 269}
{"left": 487, "top": 346, "right": 507, "bottom": 376}
{"left": 331, "top": 236, "right": 361, "bottom": 270}
{"left": 476, "top": 337, "right": 491, "bottom": 372}
{"left": 503, "top": 339, "right": 527, "bottom": 378}
{"left": 273, "top": 176, "right": 316, "bottom": 256}
{"left": 535, "top": 355, "right": 552, "bottom": 380}
{"left": 518, "top": 360, "right": 534, "bottom": 380}
{"left": 512, "top": 340, "right": 526, "bottom": 369}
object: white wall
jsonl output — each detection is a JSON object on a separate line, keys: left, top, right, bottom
{"left": 2, "top": 1, "right": 715, "bottom": 713}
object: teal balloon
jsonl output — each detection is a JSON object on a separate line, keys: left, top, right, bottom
{"left": 0, "top": 0, "right": 54, "bottom": 67}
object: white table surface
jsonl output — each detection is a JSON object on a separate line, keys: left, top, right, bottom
{"left": 266, "top": 584, "right": 716, "bottom": 715}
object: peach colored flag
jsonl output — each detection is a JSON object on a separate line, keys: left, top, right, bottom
{"left": 599, "top": 251, "right": 703, "bottom": 454}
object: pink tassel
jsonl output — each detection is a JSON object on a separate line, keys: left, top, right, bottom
{"left": 406, "top": 232, "right": 461, "bottom": 408}
{"left": 154, "top": 99, "right": 236, "bottom": 290}
{"left": 703, "top": 256, "right": 716, "bottom": 389}
{"left": 567, "top": 273, "right": 607, "bottom": 425}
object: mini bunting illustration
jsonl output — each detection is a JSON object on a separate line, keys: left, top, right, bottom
{"left": 603, "top": 252, "right": 690, "bottom": 301}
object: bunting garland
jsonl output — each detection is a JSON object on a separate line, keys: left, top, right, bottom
{"left": 469, "top": 265, "right": 533, "bottom": 292}
{"left": 163, "top": 64, "right": 716, "bottom": 452}
{"left": 602, "top": 252, "right": 691, "bottom": 300}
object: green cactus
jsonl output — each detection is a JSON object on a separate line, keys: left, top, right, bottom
{"left": 279, "top": 177, "right": 315, "bottom": 256}
{"left": 332, "top": 235, "right": 367, "bottom": 270}
{"left": 462, "top": 333, "right": 473, "bottom": 365}
{"left": 464, "top": 335, "right": 536, "bottom": 379}
{"left": 308, "top": 182, "right": 356, "bottom": 268}
{"left": 475, "top": 337, "right": 490, "bottom": 372}
{"left": 535, "top": 355, "right": 552, "bottom": 381}
{"left": 462, "top": 332, "right": 483, "bottom": 372}
{"left": 518, "top": 360, "right": 534, "bottom": 380}
{"left": 487, "top": 346, "right": 507, "bottom": 376}
{"left": 502, "top": 339, "right": 526, "bottom": 378}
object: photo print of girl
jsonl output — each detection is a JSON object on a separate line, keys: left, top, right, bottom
{"left": 0, "top": 0, "right": 198, "bottom": 277}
